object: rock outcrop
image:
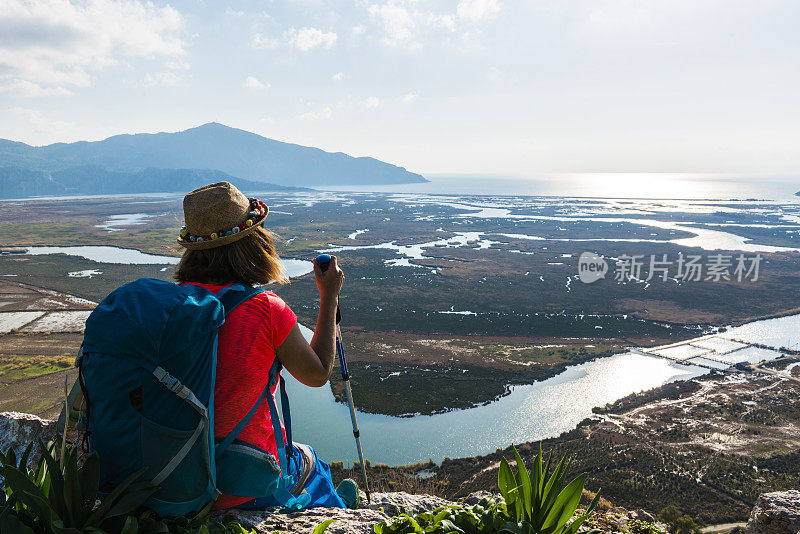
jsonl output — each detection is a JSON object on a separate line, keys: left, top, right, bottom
{"left": 224, "top": 503, "right": 389, "bottom": 534}
{"left": 2, "top": 411, "right": 800, "bottom": 534}
{"left": 222, "top": 492, "right": 470, "bottom": 534}
{"left": 747, "top": 491, "right": 800, "bottom": 534}
{"left": 0, "top": 411, "right": 55, "bottom": 464}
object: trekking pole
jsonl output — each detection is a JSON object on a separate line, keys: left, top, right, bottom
{"left": 60, "top": 374, "right": 69, "bottom": 469}
{"left": 315, "top": 254, "right": 370, "bottom": 503}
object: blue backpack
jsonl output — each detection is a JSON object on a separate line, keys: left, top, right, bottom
{"left": 77, "top": 278, "right": 310, "bottom": 516}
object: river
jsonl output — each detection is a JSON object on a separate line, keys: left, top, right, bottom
{"left": 8, "top": 194, "right": 798, "bottom": 466}
{"left": 19, "top": 245, "right": 314, "bottom": 277}
{"left": 285, "top": 312, "right": 798, "bottom": 466}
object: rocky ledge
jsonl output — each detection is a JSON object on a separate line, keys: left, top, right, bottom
{"left": 0, "top": 410, "right": 55, "bottom": 461}
{"left": 220, "top": 493, "right": 672, "bottom": 534}
{"left": 1, "top": 412, "right": 799, "bottom": 534}
{"left": 222, "top": 492, "right": 464, "bottom": 534}
{"left": 747, "top": 491, "right": 800, "bottom": 534}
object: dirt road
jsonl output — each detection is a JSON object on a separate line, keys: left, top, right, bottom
{"left": 701, "top": 522, "right": 746, "bottom": 534}
{"left": 0, "top": 368, "right": 78, "bottom": 420}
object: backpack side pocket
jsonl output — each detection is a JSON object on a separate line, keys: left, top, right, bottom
{"left": 141, "top": 416, "right": 207, "bottom": 501}
{"left": 215, "top": 439, "right": 282, "bottom": 498}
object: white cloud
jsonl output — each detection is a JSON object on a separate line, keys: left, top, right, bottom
{"left": 366, "top": 1, "right": 496, "bottom": 48}
{"left": 288, "top": 27, "right": 338, "bottom": 51}
{"left": 0, "top": 80, "right": 73, "bottom": 97}
{"left": 457, "top": 0, "right": 501, "bottom": 22}
{"left": 352, "top": 25, "right": 367, "bottom": 35}
{"left": 427, "top": 13, "right": 455, "bottom": 32}
{"left": 363, "top": 96, "right": 380, "bottom": 108}
{"left": 368, "top": 3, "right": 416, "bottom": 46}
{"left": 2, "top": 107, "right": 74, "bottom": 139}
{"left": 253, "top": 27, "right": 337, "bottom": 51}
{"left": 139, "top": 72, "right": 179, "bottom": 88}
{"left": 299, "top": 107, "right": 332, "bottom": 121}
{"left": 225, "top": 7, "right": 245, "bottom": 17}
{"left": 165, "top": 60, "right": 190, "bottom": 71}
{"left": 244, "top": 76, "right": 270, "bottom": 90}
{"left": 332, "top": 72, "right": 344, "bottom": 81}
{"left": 252, "top": 33, "right": 281, "bottom": 50}
{"left": 0, "top": 0, "right": 187, "bottom": 95}
{"left": 401, "top": 92, "right": 419, "bottom": 103}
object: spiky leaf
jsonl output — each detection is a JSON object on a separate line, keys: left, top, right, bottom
{"left": 540, "top": 474, "right": 586, "bottom": 534}
{"left": 513, "top": 447, "right": 532, "bottom": 522}
{"left": 497, "top": 458, "right": 516, "bottom": 505}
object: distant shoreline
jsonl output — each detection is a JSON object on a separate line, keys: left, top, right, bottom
{"left": 318, "top": 174, "right": 800, "bottom": 201}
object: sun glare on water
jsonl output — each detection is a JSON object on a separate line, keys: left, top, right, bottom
{"left": 557, "top": 173, "right": 742, "bottom": 200}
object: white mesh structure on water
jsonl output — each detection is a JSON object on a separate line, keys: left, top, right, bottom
{"left": 637, "top": 334, "right": 786, "bottom": 370}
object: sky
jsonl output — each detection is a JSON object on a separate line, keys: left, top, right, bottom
{"left": 0, "top": 0, "right": 798, "bottom": 177}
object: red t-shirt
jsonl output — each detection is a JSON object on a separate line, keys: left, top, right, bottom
{"left": 186, "top": 283, "right": 297, "bottom": 509}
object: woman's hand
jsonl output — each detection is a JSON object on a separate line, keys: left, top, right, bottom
{"left": 277, "top": 256, "right": 343, "bottom": 387}
{"left": 313, "top": 255, "right": 344, "bottom": 300}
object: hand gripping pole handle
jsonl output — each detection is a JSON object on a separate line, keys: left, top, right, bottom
{"left": 313, "top": 253, "right": 370, "bottom": 502}
{"left": 315, "top": 254, "right": 341, "bottom": 324}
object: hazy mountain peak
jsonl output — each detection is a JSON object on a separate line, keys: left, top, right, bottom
{"left": 0, "top": 124, "right": 426, "bottom": 188}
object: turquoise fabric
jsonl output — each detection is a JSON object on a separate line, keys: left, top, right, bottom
{"left": 82, "top": 279, "right": 224, "bottom": 516}
{"left": 236, "top": 443, "right": 346, "bottom": 510}
{"left": 81, "top": 278, "right": 298, "bottom": 517}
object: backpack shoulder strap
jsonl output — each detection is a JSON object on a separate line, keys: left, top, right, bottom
{"left": 264, "top": 360, "right": 293, "bottom": 474}
{"left": 214, "top": 357, "right": 284, "bottom": 459}
{"left": 213, "top": 285, "right": 294, "bottom": 467}
{"left": 216, "top": 284, "right": 264, "bottom": 317}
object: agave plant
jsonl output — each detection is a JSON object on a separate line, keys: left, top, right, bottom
{"left": 0, "top": 440, "right": 156, "bottom": 533}
{"left": 373, "top": 445, "right": 601, "bottom": 534}
{"left": 0, "top": 441, "right": 260, "bottom": 534}
{"left": 117, "top": 503, "right": 259, "bottom": 534}
{"left": 496, "top": 444, "right": 601, "bottom": 534}
{"left": 0, "top": 441, "right": 47, "bottom": 533}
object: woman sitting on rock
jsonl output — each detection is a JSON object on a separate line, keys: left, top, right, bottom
{"left": 174, "top": 181, "right": 358, "bottom": 510}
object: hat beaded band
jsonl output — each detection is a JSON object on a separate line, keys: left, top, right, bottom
{"left": 179, "top": 198, "right": 267, "bottom": 243}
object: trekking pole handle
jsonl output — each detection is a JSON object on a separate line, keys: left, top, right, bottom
{"left": 315, "top": 254, "right": 370, "bottom": 502}
{"left": 314, "top": 254, "right": 342, "bottom": 324}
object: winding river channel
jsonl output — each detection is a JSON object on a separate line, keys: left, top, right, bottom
{"left": 289, "top": 312, "right": 797, "bottom": 466}
{"left": 9, "top": 196, "right": 800, "bottom": 466}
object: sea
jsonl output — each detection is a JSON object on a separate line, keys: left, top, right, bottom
{"left": 319, "top": 173, "right": 800, "bottom": 202}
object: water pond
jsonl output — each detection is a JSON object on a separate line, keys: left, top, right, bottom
{"left": 20, "top": 246, "right": 314, "bottom": 277}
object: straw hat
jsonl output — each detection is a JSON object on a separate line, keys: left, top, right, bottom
{"left": 177, "top": 182, "right": 269, "bottom": 250}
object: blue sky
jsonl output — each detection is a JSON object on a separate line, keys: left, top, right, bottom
{"left": 1, "top": 0, "right": 798, "bottom": 177}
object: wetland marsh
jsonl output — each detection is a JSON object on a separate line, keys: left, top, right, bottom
{"left": 2, "top": 190, "right": 800, "bottom": 464}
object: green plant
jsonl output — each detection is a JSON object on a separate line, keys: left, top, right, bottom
{"left": 373, "top": 445, "right": 602, "bottom": 534}
{"left": 626, "top": 520, "right": 666, "bottom": 534}
{"left": 374, "top": 498, "right": 506, "bottom": 534}
{"left": 658, "top": 507, "right": 702, "bottom": 534}
{"left": 0, "top": 440, "right": 156, "bottom": 532}
{"left": 667, "top": 516, "right": 702, "bottom": 534}
{"left": 658, "top": 506, "right": 681, "bottom": 525}
{"left": 0, "top": 441, "right": 256, "bottom": 534}
{"left": 119, "top": 504, "right": 257, "bottom": 534}
{"left": 496, "top": 444, "right": 601, "bottom": 534}
{"left": 311, "top": 519, "right": 337, "bottom": 534}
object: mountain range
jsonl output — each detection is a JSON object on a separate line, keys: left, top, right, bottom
{"left": 0, "top": 123, "right": 426, "bottom": 198}
{"left": 0, "top": 165, "right": 305, "bottom": 199}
